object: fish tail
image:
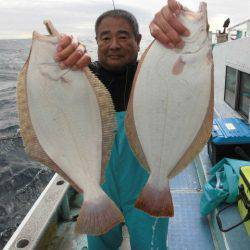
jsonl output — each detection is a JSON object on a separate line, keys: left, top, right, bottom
{"left": 75, "top": 190, "right": 124, "bottom": 235}
{"left": 135, "top": 176, "right": 174, "bottom": 217}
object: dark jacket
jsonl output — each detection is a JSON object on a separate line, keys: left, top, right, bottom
{"left": 89, "top": 61, "right": 138, "bottom": 112}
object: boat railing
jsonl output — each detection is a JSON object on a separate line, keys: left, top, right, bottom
{"left": 3, "top": 174, "right": 69, "bottom": 250}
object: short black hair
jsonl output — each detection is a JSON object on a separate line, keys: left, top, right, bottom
{"left": 95, "top": 9, "right": 140, "bottom": 37}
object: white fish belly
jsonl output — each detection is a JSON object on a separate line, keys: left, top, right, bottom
{"left": 133, "top": 40, "right": 211, "bottom": 177}
{"left": 27, "top": 39, "right": 102, "bottom": 191}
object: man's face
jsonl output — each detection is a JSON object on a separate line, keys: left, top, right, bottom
{"left": 96, "top": 17, "right": 141, "bottom": 71}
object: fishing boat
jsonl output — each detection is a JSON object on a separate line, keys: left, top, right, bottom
{"left": 3, "top": 20, "right": 250, "bottom": 250}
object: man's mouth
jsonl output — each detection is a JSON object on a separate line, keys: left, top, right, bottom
{"left": 108, "top": 55, "right": 123, "bottom": 59}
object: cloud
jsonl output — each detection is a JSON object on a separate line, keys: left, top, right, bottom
{"left": 0, "top": 0, "right": 249, "bottom": 39}
{"left": 0, "top": 1, "right": 108, "bottom": 39}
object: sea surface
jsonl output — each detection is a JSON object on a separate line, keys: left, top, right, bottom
{"left": 0, "top": 38, "right": 99, "bottom": 249}
{"left": 0, "top": 37, "right": 151, "bottom": 249}
{"left": 0, "top": 39, "right": 53, "bottom": 249}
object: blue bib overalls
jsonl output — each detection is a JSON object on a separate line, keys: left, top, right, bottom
{"left": 87, "top": 112, "right": 169, "bottom": 250}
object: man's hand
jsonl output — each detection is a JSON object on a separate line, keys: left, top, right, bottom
{"left": 54, "top": 35, "right": 91, "bottom": 70}
{"left": 150, "top": 0, "right": 190, "bottom": 49}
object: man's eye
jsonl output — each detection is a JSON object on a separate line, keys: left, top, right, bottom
{"left": 102, "top": 37, "right": 110, "bottom": 42}
{"left": 119, "top": 36, "right": 128, "bottom": 40}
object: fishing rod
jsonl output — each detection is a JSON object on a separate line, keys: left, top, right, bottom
{"left": 112, "top": 0, "right": 116, "bottom": 10}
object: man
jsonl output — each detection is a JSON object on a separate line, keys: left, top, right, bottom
{"left": 54, "top": 0, "right": 189, "bottom": 249}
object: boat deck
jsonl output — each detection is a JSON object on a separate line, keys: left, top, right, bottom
{"left": 46, "top": 160, "right": 216, "bottom": 250}
{"left": 4, "top": 146, "right": 250, "bottom": 250}
{"left": 169, "top": 161, "right": 214, "bottom": 250}
{"left": 44, "top": 159, "right": 216, "bottom": 250}
{"left": 47, "top": 148, "right": 250, "bottom": 250}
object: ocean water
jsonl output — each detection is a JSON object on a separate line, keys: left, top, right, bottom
{"left": 0, "top": 38, "right": 99, "bottom": 136}
{"left": 0, "top": 39, "right": 54, "bottom": 249}
{"left": 0, "top": 39, "right": 30, "bottom": 135}
{"left": 0, "top": 38, "right": 98, "bottom": 249}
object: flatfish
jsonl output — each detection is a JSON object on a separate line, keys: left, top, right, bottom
{"left": 125, "top": 2, "right": 213, "bottom": 217}
{"left": 17, "top": 21, "right": 124, "bottom": 235}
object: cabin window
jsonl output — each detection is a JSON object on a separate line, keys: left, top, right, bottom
{"left": 224, "top": 66, "right": 250, "bottom": 119}
{"left": 238, "top": 71, "right": 250, "bottom": 118}
{"left": 224, "top": 66, "right": 237, "bottom": 109}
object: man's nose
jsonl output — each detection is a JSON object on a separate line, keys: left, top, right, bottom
{"left": 109, "top": 38, "right": 121, "bottom": 49}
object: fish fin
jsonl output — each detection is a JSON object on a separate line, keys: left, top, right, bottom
{"left": 135, "top": 177, "right": 174, "bottom": 217}
{"left": 75, "top": 192, "right": 124, "bottom": 235}
{"left": 206, "top": 49, "right": 213, "bottom": 64}
{"left": 125, "top": 42, "right": 155, "bottom": 172}
{"left": 44, "top": 20, "right": 60, "bottom": 37}
{"left": 84, "top": 68, "right": 117, "bottom": 184}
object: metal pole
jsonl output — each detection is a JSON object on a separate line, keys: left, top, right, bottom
{"left": 112, "top": 0, "right": 116, "bottom": 10}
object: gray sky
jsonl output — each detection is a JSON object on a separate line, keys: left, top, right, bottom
{"left": 0, "top": 0, "right": 249, "bottom": 40}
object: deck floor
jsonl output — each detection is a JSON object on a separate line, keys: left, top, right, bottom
{"left": 168, "top": 162, "right": 215, "bottom": 250}
{"left": 48, "top": 161, "right": 215, "bottom": 250}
